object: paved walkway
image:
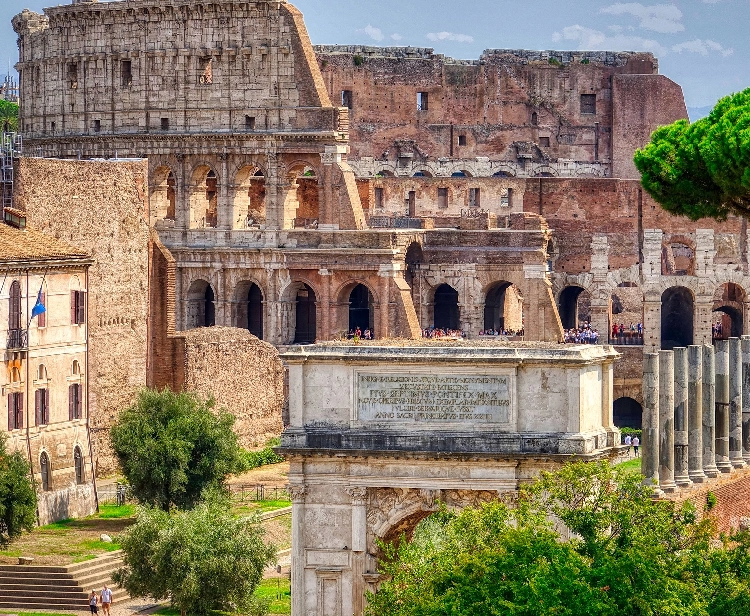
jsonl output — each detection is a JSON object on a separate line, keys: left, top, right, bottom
{"left": 0, "top": 598, "right": 162, "bottom": 616}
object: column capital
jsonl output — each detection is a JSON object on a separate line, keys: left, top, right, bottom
{"left": 287, "top": 484, "right": 307, "bottom": 503}
{"left": 346, "top": 486, "right": 368, "bottom": 505}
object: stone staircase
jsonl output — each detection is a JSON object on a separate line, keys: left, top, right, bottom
{"left": 0, "top": 551, "right": 128, "bottom": 612}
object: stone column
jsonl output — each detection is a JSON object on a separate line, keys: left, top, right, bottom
{"left": 702, "top": 344, "right": 719, "bottom": 477}
{"left": 658, "top": 351, "right": 677, "bottom": 492}
{"left": 347, "top": 487, "right": 368, "bottom": 616}
{"left": 642, "top": 353, "right": 663, "bottom": 495}
{"left": 687, "top": 345, "right": 705, "bottom": 483}
{"left": 742, "top": 336, "right": 750, "bottom": 464}
{"left": 729, "top": 337, "right": 746, "bottom": 468}
{"left": 715, "top": 339, "right": 733, "bottom": 473}
{"left": 288, "top": 484, "right": 307, "bottom": 616}
{"left": 673, "top": 348, "right": 691, "bottom": 487}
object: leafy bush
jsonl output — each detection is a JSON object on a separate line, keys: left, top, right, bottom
{"left": 620, "top": 427, "right": 642, "bottom": 438}
{"left": 0, "top": 436, "right": 37, "bottom": 548}
{"left": 240, "top": 441, "right": 284, "bottom": 471}
{"left": 353, "top": 54, "right": 364, "bottom": 67}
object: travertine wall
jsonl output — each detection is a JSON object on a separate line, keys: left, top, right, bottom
{"left": 14, "top": 157, "right": 151, "bottom": 474}
{"left": 183, "top": 327, "right": 284, "bottom": 446}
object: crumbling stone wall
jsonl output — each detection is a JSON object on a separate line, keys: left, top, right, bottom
{"left": 182, "top": 327, "right": 284, "bottom": 446}
{"left": 14, "top": 157, "right": 150, "bottom": 474}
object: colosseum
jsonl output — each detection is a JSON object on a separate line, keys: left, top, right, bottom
{"left": 11, "top": 0, "right": 748, "bottom": 428}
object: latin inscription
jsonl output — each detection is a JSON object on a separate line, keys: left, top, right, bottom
{"left": 357, "top": 374, "right": 511, "bottom": 425}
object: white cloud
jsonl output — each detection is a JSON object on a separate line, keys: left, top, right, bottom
{"left": 426, "top": 31, "right": 474, "bottom": 43}
{"left": 553, "top": 24, "right": 667, "bottom": 56}
{"left": 601, "top": 3, "right": 684, "bottom": 34}
{"left": 361, "top": 24, "right": 383, "bottom": 42}
{"left": 672, "top": 38, "right": 733, "bottom": 57}
{"left": 391, "top": 33, "right": 403, "bottom": 41}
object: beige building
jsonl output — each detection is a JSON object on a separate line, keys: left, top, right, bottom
{"left": 0, "top": 222, "right": 95, "bottom": 525}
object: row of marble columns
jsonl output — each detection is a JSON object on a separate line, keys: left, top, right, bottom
{"left": 643, "top": 337, "right": 750, "bottom": 494}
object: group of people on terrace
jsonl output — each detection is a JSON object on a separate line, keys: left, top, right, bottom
{"left": 563, "top": 324, "right": 601, "bottom": 344}
{"left": 479, "top": 328, "right": 525, "bottom": 338}
{"left": 610, "top": 322, "right": 644, "bottom": 345}
{"left": 422, "top": 326, "right": 466, "bottom": 339}
{"left": 346, "top": 327, "right": 373, "bottom": 340}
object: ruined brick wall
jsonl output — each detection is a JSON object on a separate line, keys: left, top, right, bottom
{"left": 680, "top": 469, "right": 750, "bottom": 535}
{"left": 183, "top": 327, "right": 284, "bottom": 447}
{"left": 14, "top": 157, "right": 150, "bottom": 474}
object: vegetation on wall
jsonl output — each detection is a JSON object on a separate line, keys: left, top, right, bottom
{"left": 0, "top": 100, "right": 19, "bottom": 133}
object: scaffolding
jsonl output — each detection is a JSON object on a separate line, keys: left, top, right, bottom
{"left": 1, "top": 132, "right": 22, "bottom": 215}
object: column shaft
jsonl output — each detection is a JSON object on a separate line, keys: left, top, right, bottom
{"left": 658, "top": 351, "right": 677, "bottom": 492}
{"left": 729, "top": 337, "right": 746, "bottom": 468}
{"left": 687, "top": 345, "right": 706, "bottom": 482}
{"left": 742, "top": 336, "right": 750, "bottom": 464}
{"left": 348, "top": 487, "right": 368, "bottom": 616}
{"left": 673, "top": 348, "right": 691, "bottom": 487}
{"left": 289, "top": 486, "right": 306, "bottom": 616}
{"left": 702, "top": 344, "right": 719, "bottom": 477}
{"left": 642, "top": 353, "right": 663, "bottom": 494}
{"left": 715, "top": 339, "right": 733, "bottom": 473}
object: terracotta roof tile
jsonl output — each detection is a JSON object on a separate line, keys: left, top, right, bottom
{"left": 0, "top": 223, "right": 89, "bottom": 263}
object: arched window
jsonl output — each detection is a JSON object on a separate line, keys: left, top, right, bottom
{"left": 661, "top": 287, "right": 694, "bottom": 349}
{"left": 247, "top": 283, "right": 263, "bottom": 339}
{"left": 40, "top": 452, "right": 51, "bottom": 492}
{"left": 74, "top": 446, "right": 84, "bottom": 485}
{"left": 294, "top": 285, "right": 317, "bottom": 344}
{"left": 558, "top": 286, "right": 590, "bottom": 329}
{"left": 613, "top": 397, "right": 643, "bottom": 429}
{"left": 348, "top": 284, "right": 374, "bottom": 335}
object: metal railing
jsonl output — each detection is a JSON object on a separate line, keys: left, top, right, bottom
{"left": 6, "top": 328, "right": 27, "bottom": 350}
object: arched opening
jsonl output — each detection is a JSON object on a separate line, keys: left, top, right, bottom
{"left": 40, "top": 452, "right": 51, "bottom": 492}
{"left": 662, "top": 242, "right": 695, "bottom": 276}
{"left": 294, "top": 284, "right": 317, "bottom": 344}
{"left": 661, "top": 287, "right": 694, "bottom": 349}
{"left": 247, "top": 283, "right": 263, "bottom": 339}
{"left": 434, "top": 284, "right": 459, "bottom": 330}
{"left": 189, "top": 165, "right": 219, "bottom": 229}
{"left": 74, "top": 446, "right": 84, "bottom": 485}
{"left": 348, "top": 284, "right": 374, "bottom": 335}
{"left": 451, "top": 170, "right": 472, "bottom": 178}
{"left": 285, "top": 165, "right": 319, "bottom": 230}
{"left": 712, "top": 283, "right": 745, "bottom": 341}
{"left": 558, "top": 286, "right": 590, "bottom": 330}
{"left": 8, "top": 280, "right": 21, "bottom": 331}
{"left": 151, "top": 166, "right": 176, "bottom": 224}
{"left": 186, "top": 280, "right": 216, "bottom": 329}
{"left": 233, "top": 166, "right": 266, "bottom": 229}
{"left": 613, "top": 397, "right": 642, "bottom": 429}
{"left": 483, "top": 282, "right": 523, "bottom": 334}
{"left": 413, "top": 170, "right": 433, "bottom": 178}
{"left": 531, "top": 111, "right": 538, "bottom": 126}
{"left": 609, "top": 282, "right": 644, "bottom": 344}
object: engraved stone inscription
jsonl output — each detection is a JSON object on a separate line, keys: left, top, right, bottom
{"left": 357, "top": 374, "right": 511, "bottom": 424}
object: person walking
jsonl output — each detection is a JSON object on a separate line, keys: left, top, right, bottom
{"left": 101, "top": 585, "right": 113, "bottom": 616}
{"left": 632, "top": 435, "right": 640, "bottom": 457}
{"left": 624, "top": 434, "right": 632, "bottom": 456}
{"left": 89, "top": 590, "right": 99, "bottom": 615}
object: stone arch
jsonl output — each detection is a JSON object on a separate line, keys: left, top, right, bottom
{"left": 661, "top": 286, "right": 694, "bottom": 349}
{"left": 336, "top": 280, "right": 378, "bottom": 337}
{"left": 186, "top": 279, "right": 216, "bottom": 329}
{"left": 609, "top": 282, "right": 644, "bottom": 344}
{"left": 493, "top": 166, "right": 517, "bottom": 178}
{"left": 533, "top": 165, "right": 558, "bottom": 177}
{"left": 280, "top": 279, "right": 320, "bottom": 345}
{"left": 712, "top": 282, "right": 746, "bottom": 340}
{"left": 432, "top": 283, "right": 460, "bottom": 330}
{"left": 188, "top": 163, "right": 219, "bottom": 229}
{"left": 451, "top": 169, "right": 473, "bottom": 178}
{"left": 483, "top": 281, "right": 523, "bottom": 334}
{"left": 284, "top": 162, "right": 320, "bottom": 229}
{"left": 613, "top": 397, "right": 642, "bottom": 429}
{"left": 150, "top": 165, "right": 176, "bottom": 224}
{"left": 413, "top": 169, "right": 433, "bottom": 178}
{"left": 232, "top": 165, "right": 266, "bottom": 229}
{"left": 558, "top": 285, "right": 591, "bottom": 329}
{"left": 39, "top": 450, "right": 51, "bottom": 492}
{"left": 233, "top": 280, "right": 265, "bottom": 339}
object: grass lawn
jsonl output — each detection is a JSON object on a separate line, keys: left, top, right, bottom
{"left": 18, "top": 613, "right": 77, "bottom": 616}
{"left": 616, "top": 457, "right": 642, "bottom": 473}
{"left": 231, "top": 499, "right": 291, "bottom": 517}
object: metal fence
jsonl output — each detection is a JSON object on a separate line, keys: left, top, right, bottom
{"left": 96, "top": 483, "right": 290, "bottom": 506}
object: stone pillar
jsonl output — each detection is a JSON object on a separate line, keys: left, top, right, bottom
{"left": 658, "top": 350, "right": 677, "bottom": 492}
{"left": 715, "top": 339, "right": 733, "bottom": 473}
{"left": 319, "top": 271, "right": 331, "bottom": 342}
{"left": 288, "top": 484, "right": 306, "bottom": 616}
{"left": 687, "top": 345, "right": 705, "bottom": 483}
{"left": 702, "top": 344, "right": 719, "bottom": 477}
{"left": 347, "top": 487, "right": 368, "bottom": 616}
{"left": 673, "top": 348, "right": 691, "bottom": 487}
{"left": 729, "top": 337, "right": 746, "bottom": 468}
{"left": 642, "top": 353, "right": 663, "bottom": 495}
{"left": 742, "top": 336, "right": 750, "bottom": 464}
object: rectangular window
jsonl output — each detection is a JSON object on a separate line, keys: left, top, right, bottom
{"left": 500, "top": 188, "right": 512, "bottom": 208}
{"left": 121, "top": 60, "right": 132, "bottom": 86}
{"left": 93, "top": 120, "right": 101, "bottom": 133}
{"left": 69, "top": 384, "right": 83, "bottom": 421}
{"left": 37, "top": 292, "right": 46, "bottom": 328}
{"left": 199, "top": 57, "right": 213, "bottom": 85}
{"left": 161, "top": 117, "right": 170, "bottom": 131}
{"left": 539, "top": 137, "right": 550, "bottom": 148}
{"left": 438, "top": 187, "right": 448, "bottom": 209}
{"left": 374, "top": 187, "right": 384, "bottom": 209}
{"left": 71, "top": 291, "right": 86, "bottom": 325}
{"left": 407, "top": 191, "right": 416, "bottom": 217}
{"left": 50, "top": 122, "right": 56, "bottom": 134}
{"left": 580, "top": 93, "right": 596, "bottom": 115}
{"left": 417, "top": 92, "right": 429, "bottom": 111}
{"left": 7, "top": 392, "right": 23, "bottom": 430}
{"left": 68, "top": 63, "right": 78, "bottom": 89}
{"left": 458, "top": 135, "right": 467, "bottom": 146}
{"left": 341, "top": 90, "right": 353, "bottom": 109}
{"left": 245, "top": 115, "right": 256, "bottom": 131}
{"left": 35, "top": 388, "right": 49, "bottom": 426}
{"left": 469, "top": 188, "right": 480, "bottom": 208}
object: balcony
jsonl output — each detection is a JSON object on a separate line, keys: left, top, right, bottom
{"left": 7, "top": 328, "right": 28, "bottom": 351}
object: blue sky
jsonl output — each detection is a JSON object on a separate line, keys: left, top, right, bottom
{"left": 2, "top": 0, "right": 747, "bottom": 115}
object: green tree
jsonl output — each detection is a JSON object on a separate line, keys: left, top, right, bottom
{"left": 113, "top": 495, "right": 276, "bottom": 616}
{"left": 634, "top": 88, "right": 750, "bottom": 220}
{"left": 0, "top": 100, "right": 19, "bottom": 133}
{"left": 0, "top": 436, "right": 37, "bottom": 548}
{"left": 110, "top": 389, "right": 244, "bottom": 511}
{"left": 366, "top": 462, "right": 750, "bottom": 616}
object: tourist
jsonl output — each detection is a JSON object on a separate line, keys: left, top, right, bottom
{"left": 100, "top": 585, "right": 113, "bottom": 616}
{"left": 563, "top": 325, "right": 600, "bottom": 344}
{"left": 624, "top": 434, "right": 632, "bottom": 456}
{"left": 89, "top": 590, "right": 99, "bottom": 615}
{"left": 632, "top": 435, "right": 640, "bottom": 457}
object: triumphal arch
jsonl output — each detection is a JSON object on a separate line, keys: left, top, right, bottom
{"left": 280, "top": 341, "right": 620, "bottom": 616}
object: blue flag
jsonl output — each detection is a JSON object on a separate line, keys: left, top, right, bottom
{"left": 31, "top": 288, "right": 46, "bottom": 318}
